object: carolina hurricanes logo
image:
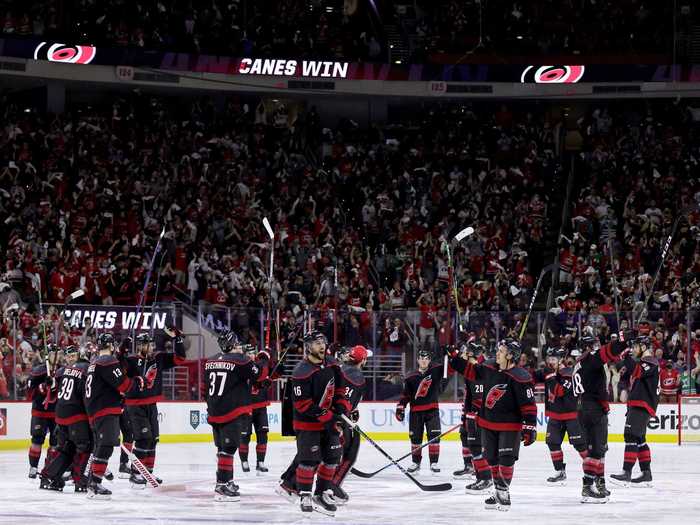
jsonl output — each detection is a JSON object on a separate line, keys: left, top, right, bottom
{"left": 520, "top": 65, "right": 585, "bottom": 84}
{"left": 485, "top": 384, "right": 508, "bottom": 409}
{"left": 415, "top": 376, "right": 433, "bottom": 399}
{"left": 319, "top": 377, "right": 335, "bottom": 410}
{"left": 34, "top": 42, "right": 97, "bottom": 64}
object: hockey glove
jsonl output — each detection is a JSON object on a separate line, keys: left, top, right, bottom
{"left": 349, "top": 409, "right": 360, "bottom": 423}
{"left": 258, "top": 350, "right": 271, "bottom": 362}
{"left": 145, "top": 364, "right": 158, "bottom": 388}
{"left": 395, "top": 406, "right": 405, "bottom": 422}
{"left": 521, "top": 424, "right": 537, "bottom": 446}
{"left": 443, "top": 345, "right": 458, "bottom": 358}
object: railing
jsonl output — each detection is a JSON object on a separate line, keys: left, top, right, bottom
{"left": 2, "top": 303, "right": 698, "bottom": 402}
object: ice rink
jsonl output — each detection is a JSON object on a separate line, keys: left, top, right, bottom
{"left": 1, "top": 440, "right": 698, "bottom": 525}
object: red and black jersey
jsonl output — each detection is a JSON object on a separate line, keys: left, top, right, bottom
{"left": 452, "top": 356, "right": 537, "bottom": 432}
{"left": 55, "top": 360, "right": 89, "bottom": 425}
{"left": 27, "top": 363, "right": 57, "bottom": 419}
{"left": 397, "top": 364, "right": 445, "bottom": 413}
{"left": 124, "top": 345, "right": 188, "bottom": 406}
{"left": 85, "top": 354, "right": 137, "bottom": 422}
{"left": 533, "top": 366, "right": 577, "bottom": 421}
{"left": 625, "top": 355, "right": 660, "bottom": 416}
{"left": 341, "top": 364, "right": 366, "bottom": 411}
{"left": 449, "top": 355, "right": 484, "bottom": 414}
{"left": 205, "top": 352, "right": 269, "bottom": 424}
{"left": 292, "top": 355, "right": 349, "bottom": 432}
{"left": 572, "top": 341, "right": 625, "bottom": 411}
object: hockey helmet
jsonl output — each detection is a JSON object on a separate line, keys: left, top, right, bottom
{"left": 417, "top": 349, "right": 432, "bottom": 361}
{"left": 135, "top": 332, "right": 153, "bottom": 345}
{"left": 97, "top": 332, "right": 115, "bottom": 349}
{"left": 217, "top": 330, "right": 239, "bottom": 352}
{"left": 303, "top": 330, "right": 327, "bottom": 347}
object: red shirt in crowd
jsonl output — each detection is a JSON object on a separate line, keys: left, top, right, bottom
{"left": 659, "top": 367, "right": 680, "bottom": 396}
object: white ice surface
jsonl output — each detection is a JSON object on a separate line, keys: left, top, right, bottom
{"left": 1, "top": 440, "right": 698, "bottom": 525}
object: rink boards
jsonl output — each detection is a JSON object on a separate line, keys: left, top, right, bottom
{"left": 1, "top": 401, "right": 691, "bottom": 450}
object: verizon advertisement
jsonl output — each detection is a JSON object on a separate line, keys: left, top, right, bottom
{"left": 3, "top": 403, "right": 693, "bottom": 447}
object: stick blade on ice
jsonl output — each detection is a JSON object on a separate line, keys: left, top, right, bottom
{"left": 262, "top": 217, "right": 274, "bottom": 239}
{"left": 454, "top": 226, "right": 475, "bottom": 242}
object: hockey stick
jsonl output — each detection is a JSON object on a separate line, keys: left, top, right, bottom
{"left": 443, "top": 226, "right": 475, "bottom": 377}
{"left": 635, "top": 204, "right": 698, "bottom": 327}
{"left": 519, "top": 263, "right": 557, "bottom": 342}
{"left": 607, "top": 237, "right": 622, "bottom": 331}
{"left": 341, "top": 415, "right": 452, "bottom": 491}
{"left": 131, "top": 227, "right": 166, "bottom": 354}
{"left": 119, "top": 443, "right": 159, "bottom": 488}
{"left": 262, "top": 217, "right": 275, "bottom": 350}
{"left": 351, "top": 422, "right": 461, "bottom": 479}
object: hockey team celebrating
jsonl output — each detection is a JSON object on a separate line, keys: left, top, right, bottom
{"left": 24, "top": 323, "right": 661, "bottom": 515}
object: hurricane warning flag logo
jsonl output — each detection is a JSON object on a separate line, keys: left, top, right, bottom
{"left": 415, "top": 377, "right": 433, "bottom": 399}
{"left": 34, "top": 42, "right": 97, "bottom": 64}
{"left": 520, "top": 65, "right": 585, "bottom": 84}
{"left": 485, "top": 384, "right": 508, "bottom": 409}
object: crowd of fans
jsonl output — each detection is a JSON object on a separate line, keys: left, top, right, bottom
{"left": 1, "top": 1, "right": 695, "bottom": 64}
{"left": 0, "top": 0, "right": 386, "bottom": 61}
{"left": 407, "top": 0, "right": 685, "bottom": 62}
{"left": 1, "top": 93, "right": 700, "bottom": 400}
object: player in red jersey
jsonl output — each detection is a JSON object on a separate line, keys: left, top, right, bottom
{"left": 395, "top": 349, "right": 447, "bottom": 474}
{"left": 204, "top": 331, "right": 269, "bottom": 502}
{"left": 84, "top": 333, "right": 148, "bottom": 500}
{"left": 124, "top": 329, "right": 188, "bottom": 487}
{"left": 290, "top": 331, "right": 349, "bottom": 516}
{"left": 533, "top": 348, "right": 587, "bottom": 485}
{"left": 610, "top": 336, "right": 660, "bottom": 487}
{"left": 26, "top": 345, "right": 61, "bottom": 479}
{"left": 446, "top": 339, "right": 537, "bottom": 511}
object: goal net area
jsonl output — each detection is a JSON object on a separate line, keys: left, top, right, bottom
{"left": 678, "top": 395, "right": 700, "bottom": 445}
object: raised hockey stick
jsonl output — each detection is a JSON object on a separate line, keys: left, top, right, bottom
{"left": 635, "top": 203, "right": 698, "bottom": 327}
{"left": 341, "top": 415, "right": 452, "bottom": 492}
{"left": 519, "top": 263, "right": 557, "bottom": 342}
{"left": 262, "top": 217, "right": 275, "bottom": 350}
{"left": 131, "top": 227, "right": 166, "bottom": 353}
{"left": 443, "top": 226, "right": 475, "bottom": 377}
{"left": 607, "top": 237, "right": 622, "bottom": 331}
{"left": 351, "top": 422, "right": 461, "bottom": 479}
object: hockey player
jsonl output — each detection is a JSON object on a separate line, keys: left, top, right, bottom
{"left": 124, "top": 329, "right": 188, "bottom": 487}
{"left": 204, "top": 331, "right": 269, "bottom": 502}
{"left": 572, "top": 333, "right": 627, "bottom": 503}
{"left": 26, "top": 344, "right": 61, "bottom": 479}
{"left": 610, "top": 336, "right": 659, "bottom": 487}
{"left": 330, "top": 344, "right": 372, "bottom": 505}
{"left": 533, "top": 347, "right": 587, "bottom": 485}
{"left": 238, "top": 344, "right": 273, "bottom": 474}
{"left": 290, "top": 331, "right": 349, "bottom": 516}
{"left": 40, "top": 345, "right": 91, "bottom": 492}
{"left": 117, "top": 337, "right": 134, "bottom": 479}
{"left": 446, "top": 338, "right": 537, "bottom": 511}
{"left": 84, "top": 333, "right": 149, "bottom": 499}
{"left": 448, "top": 341, "right": 493, "bottom": 492}
{"left": 395, "top": 349, "right": 446, "bottom": 474}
